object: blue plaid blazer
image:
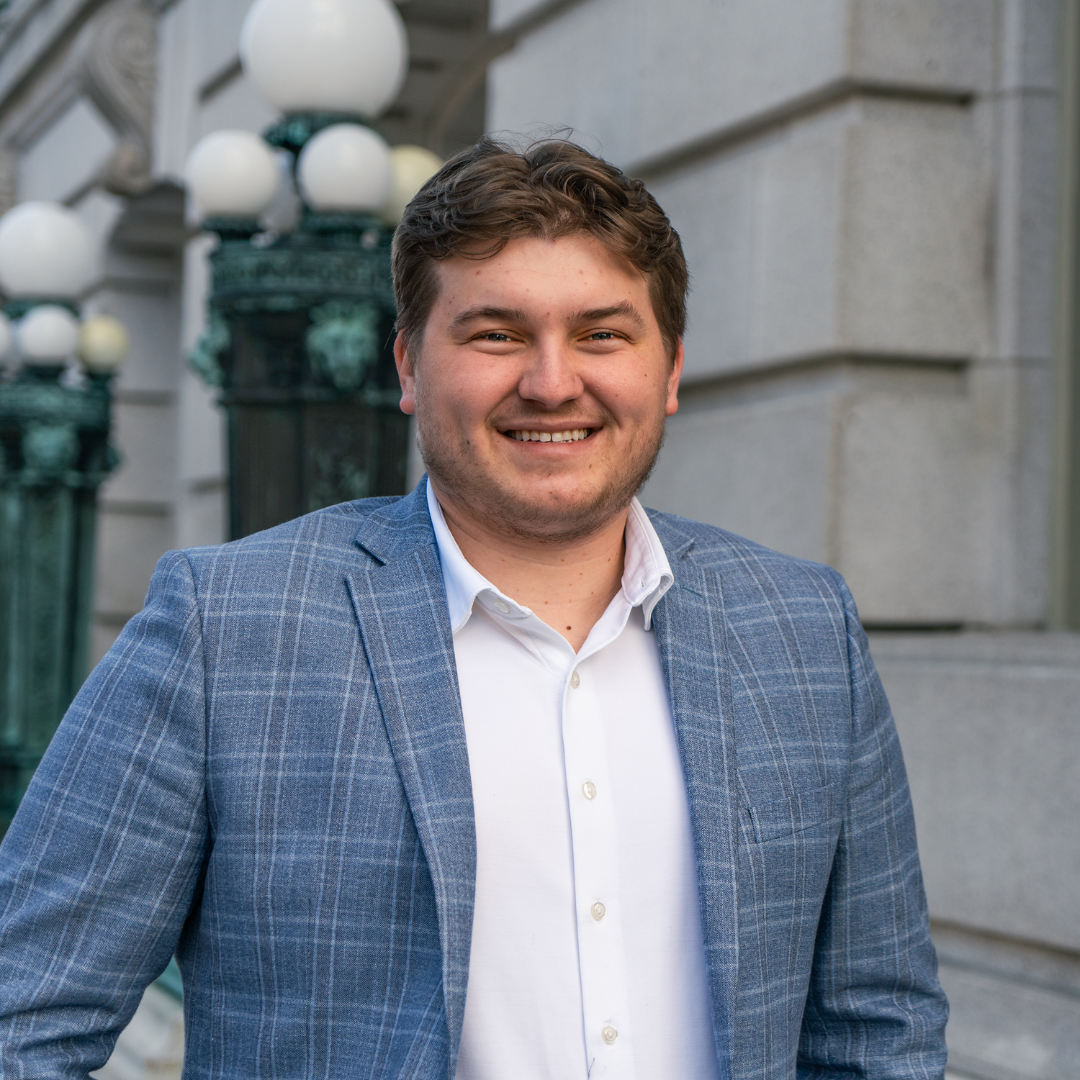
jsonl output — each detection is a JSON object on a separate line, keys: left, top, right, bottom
{"left": 0, "top": 482, "right": 947, "bottom": 1079}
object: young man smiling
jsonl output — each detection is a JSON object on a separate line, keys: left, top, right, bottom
{"left": 395, "top": 229, "right": 682, "bottom": 651}
{"left": 0, "top": 139, "right": 947, "bottom": 1080}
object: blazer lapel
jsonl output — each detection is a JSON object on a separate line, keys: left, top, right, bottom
{"left": 345, "top": 493, "right": 740, "bottom": 1075}
{"left": 650, "top": 523, "right": 739, "bottom": 1077}
{"left": 345, "top": 488, "right": 475, "bottom": 1079}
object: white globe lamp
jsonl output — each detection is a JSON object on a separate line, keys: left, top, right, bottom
{"left": 17, "top": 304, "right": 80, "bottom": 364}
{"left": 297, "top": 124, "right": 392, "bottom": 212}
{"left": 0, "top": 202, "right": 95, "bottom": 299}
{"left": 240, "top": 0, "right": 407, "bottom": 117}
{"left": 78, "top": 315, "right": 130, "bottom": 374}
{"left": 381, "top": 145, "right": 442, "bottom": 225}
{"left": 185, "top": 130, "right": 281, "bottom": 219}
{"left": 0, "top": 313, "right": 12, "bottom": 363}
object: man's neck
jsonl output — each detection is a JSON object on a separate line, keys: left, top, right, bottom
{"left": 430, "top": 482, "right": 628, "bottom": 652}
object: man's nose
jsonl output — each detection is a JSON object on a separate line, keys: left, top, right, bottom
{"left": 517, "top": 339, "right": 584, "bottom": 408}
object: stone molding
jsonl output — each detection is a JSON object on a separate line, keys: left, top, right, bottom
{"left": 0, "top": 0, "right": 156, "bottom": 210}
{"left": 83, "top": 0, "right": 155, "bottom": 196}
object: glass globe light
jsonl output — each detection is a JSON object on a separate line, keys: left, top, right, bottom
{"left": 240, "top": 0, "right": 407, "bottom": 117}
{"left": 381, "top": 145, "right": 443, "bottom": 225}
{"left": 0, "top": 313, "right": 11, "bottom": 363}
{"left": 78, "top": 315, "right": 130, "bottom": 374}
{"left": 0, "top": 202, "right": 95, "bottom": 299}
{"left": 297, "top": 124, "right": 392, "bottom": 212}
{"left": 184, "top": 130, "right": 281, "bottom": 219}
{"left": 17, "top": 304, "right": 80, "bottom": 363}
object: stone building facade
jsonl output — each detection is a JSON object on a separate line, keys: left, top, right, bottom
{"left": 485, "top": 3, "right": 1080, "bottom": 1075}
{"left": 0, "top": 0, "right": 1076, "bottom": 1076}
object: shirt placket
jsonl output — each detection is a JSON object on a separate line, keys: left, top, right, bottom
{"left": 561, "top": 655, "right": 637, "bottom": 1079}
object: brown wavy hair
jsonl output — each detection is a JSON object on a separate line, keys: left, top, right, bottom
{"left": 390, "top": 136, "right": 688, "bottom": 361}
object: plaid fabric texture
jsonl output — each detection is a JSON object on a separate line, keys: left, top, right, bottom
{"left": 0, "top": 482, "right": 947, "bottom": 1079}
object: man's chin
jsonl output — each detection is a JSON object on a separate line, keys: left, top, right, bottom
{"left": 421, "top": 429, "right": 665, "bottom": 544}
{"left": 436, "top": 475, "right": 640, "bottom": 545}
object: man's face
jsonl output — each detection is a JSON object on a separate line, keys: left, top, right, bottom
{"left": 394, "top": 233, "right": 684, "bottom": 544}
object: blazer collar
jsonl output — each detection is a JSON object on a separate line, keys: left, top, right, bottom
{"left": 346, "top": 481, "right": 475, "bottom": 1079}
{"left": 425, "top": 479, "right": 675, "bottom": 633}
{"left": 648, "top": 513, "right": 738, "bottom": 1077}
{"left": 351, "top": 480, "right": 438, "bottom": 566}
{"left": 348, "top": 491, "right": 738, "bottom": 1078}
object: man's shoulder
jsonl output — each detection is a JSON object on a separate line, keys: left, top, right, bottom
{"left": 644, "top": 507, "right": 848, "bottom": 603}
{"left": 176, "top": 492, "right": 426, "bottom": 582}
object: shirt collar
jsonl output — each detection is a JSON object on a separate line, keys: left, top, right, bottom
{"left": 425, "top": 477, "right": 674, "bottom": 634}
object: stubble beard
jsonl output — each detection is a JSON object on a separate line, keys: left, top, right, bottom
{"left": 416, "top": 409, "right": 668, "bottom": 546}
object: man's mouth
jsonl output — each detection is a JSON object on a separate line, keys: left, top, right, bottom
{"left": 505, "top": 428, "right": 594, "bottom": 443}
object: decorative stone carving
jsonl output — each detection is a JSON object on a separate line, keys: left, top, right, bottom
{"left": 84, "top": 1, "right": 157, "bottom": 196}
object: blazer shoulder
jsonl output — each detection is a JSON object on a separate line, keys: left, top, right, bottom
{"left": 646, "top": 507, "right": 848, "bottom": 602}
{"left": 175, "top": 495, "right": 408, "bottom": 585}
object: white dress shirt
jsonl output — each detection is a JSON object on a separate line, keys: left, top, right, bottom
{"left": 427, "top": 482, "right": 720, "bottom": 1080}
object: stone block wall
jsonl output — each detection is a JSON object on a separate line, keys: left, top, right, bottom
{"left": 488, "top": 0, "right": 1079, "bottom": 1074}
{"left": 490, "top": 0, "right": 1056, "bottom": 631}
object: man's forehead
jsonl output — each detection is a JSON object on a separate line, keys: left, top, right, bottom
{"left": 432, "top": 235, "right": 648, "bottom": 305}
{"left": 437, "top": 232, "right": 644, "bottom": 279}
{"left": 447, "top": 302, "right": 648, "bottom": 332}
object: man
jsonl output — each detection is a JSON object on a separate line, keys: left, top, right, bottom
{"left": 0, "top": 138, "right": 947, "bottom": 1079}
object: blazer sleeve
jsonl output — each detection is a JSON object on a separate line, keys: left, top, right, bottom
{"left": 797, "top": 573, "right": 949, "bottom": 1079}
{"left": 0, "top": 550, "right": 209, "bottom": 1078}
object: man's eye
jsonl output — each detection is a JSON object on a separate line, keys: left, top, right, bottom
{"left": 588, "top": 331, "right": 617, "bottom": 341}
{"left": 479, "top": 332, "right": 513, "bottom": 342}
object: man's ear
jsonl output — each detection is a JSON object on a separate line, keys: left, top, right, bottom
{"left": 665, "top": 339, "right": 685, "bottom": 417}
{"left": 394, "top": 331, "right": 416, "bottom": 416}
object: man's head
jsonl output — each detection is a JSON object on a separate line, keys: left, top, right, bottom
{"left": 391, "top": 138, "right": 689, "bottom": 545}
{"left": 392, "top": 137, "right": 688, "bottom": 362}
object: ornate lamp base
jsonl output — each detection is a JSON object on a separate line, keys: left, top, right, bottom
{"left": 0, "top": 363, "right": 117, "bottom": 835}
{"left": 191, "top": 215, "right": 410, "bottom": 539}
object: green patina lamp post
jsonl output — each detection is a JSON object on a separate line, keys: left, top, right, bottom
{"left": 0, "top": 202, "right": 127, "bottom": 835}
{"left": 185, "top": 0, "right": 441, "bottom": 539}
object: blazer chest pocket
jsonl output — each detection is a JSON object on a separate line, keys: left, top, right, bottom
{"left": 745, "top": 783, "right": 837, "bottom": 844}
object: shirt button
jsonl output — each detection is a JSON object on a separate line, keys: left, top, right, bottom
{"left": 493, "top": 600, "right": 510, "bottom": 614}
{"left": 591, "top": 901, "right": 606, "bottom": 921}
{"left": 581, "top": 781, "right": 597, "bottom": 800}
{"left": 601, "top": 1026, "right": 618, "bottom": 1045}
{"left": 570, "top": 670, "right": 580, "bottom": 689}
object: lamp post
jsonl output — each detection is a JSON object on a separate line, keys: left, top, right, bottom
{"left": 0, "top": 201, "right": 127, "bottom": 835}
{"left": 185, "top": 0, "right": 441, "bottom": 539}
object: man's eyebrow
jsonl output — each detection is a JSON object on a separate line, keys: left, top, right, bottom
{"left": 450, "top": 306, "right": 530, "bottom": 329}
{"left": 571, "top": 302, "right": 647, "bottom": 331}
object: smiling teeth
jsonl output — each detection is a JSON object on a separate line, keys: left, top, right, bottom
{"left": 509, "top": 428, "right": 591, "bottom": 442}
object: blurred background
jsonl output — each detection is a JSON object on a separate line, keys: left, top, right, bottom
{"left": 0, "top": 0, "right": 1077, "bottom": 1077}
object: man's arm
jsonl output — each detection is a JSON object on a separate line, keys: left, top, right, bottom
{"left": 0, "top": 551, "right": 209, "bottom": 1078}
{"left": 797, "top": 574, "right": 948, "bottom": 1079}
